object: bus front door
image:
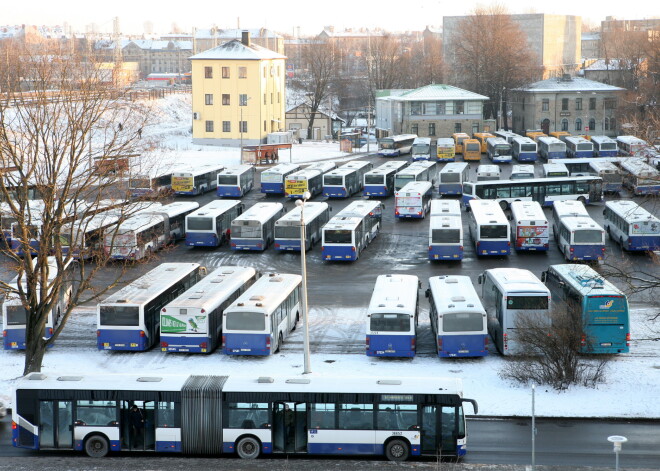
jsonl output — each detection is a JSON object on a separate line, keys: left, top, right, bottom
{"left": 272, "top": 401, "right": 308, "bottom": 454}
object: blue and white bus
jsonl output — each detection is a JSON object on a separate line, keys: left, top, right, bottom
{"left": 542, "top": 162, "right": 569, "bottom": 178}
{"left": 565, "top": 136, "right": 594, "bottom": 158}
{"left": 11, "top": 372, "right": 478, "bottom": 460}
{"left": 438, "top": 163, "right": 469, "bottom": 195}
{"left": 537, "top": 136, "right": 567, "bottom": 160}
{"left": 322, "top": 161, "right": 373, "bottom": 198}
{"left": 394, "top": 181, "right": 433, "bottom": 219}
{"left": 590, "top": 136, "right": 618, "bottom": 157}
{"left": 363, "top": 161, "right": 408, "bottom": 198}
{"left": 230, "top": 202, "right": 285, "bottom": 251}
{"left": 160, "top": 266, "right": 258, "bottom": 354}
{"left": 223, "top": 273, "right": 301, "bottom": 355}
{"left": 620, "top": 158, "right": 660, "bottom": 195}
{"left": 378, "top": 134, "right": 417, "bottom": 156}
{"left": 102, "top": 212, "right": 168, "bottom": 261}
{"left": 322, "top": 200, "right": 383, "bottom": 261}
{"left": 510, "top": 201, "right": 549, "bottom": 252}
{"left": 542, "top": 264, "right": 630, "bottom": 354}
{"left": 128, "top": 169, "right": 174, "bottom": 199}
{"left": 274, "top": 202, "right": 331, "bottom": 251}
{"left": 366, "top": 274, "right": 419, "bottom": 357}
{"left": 148, "top": 201, "right": 200, "bottom": 242}
{"left": 411, "top": 137, "right": 433, "bottom": 161}
{"left": 479, "top": 268, "right": 551, "bottom": 355}
{"left": 1, "top": 200, "right": 45, "bottom": 247}
{"left": 60, "top": 212, "right": 120, "bottom": 260}
{"left": 427, "top": 275, "right": 488, "bottom": 358}
{"left": 185, "top": 200, "right": 244, "bottom": 247}
{"left": 216, "top": 166, "right": 256, "bottom": 198}
{"left": 285, "top": 162, "right": 336, "bottom": 199}
{"left": 616, "top": 135, "right": 647, "bottom": 156}
{"left": 260, "top": 163, "right": 301, "bottom": 194}
{"left": 97, "top": 263, "right": 203, "bottom": 351}
{"left": 511, "top": 137, "right": 538, "bottom": 162}
{"left": 467, "top": 200, "right": 510, "bottom": 256}
{"left": 603, "top": 200, "right": 660, "bottom": 252}
{"left": 588, "top": 161, "right": 622, "bottom": 193}
{"left": 394, "top": 161, "right": 437, "bottom": 191}
{"left": 510, "top": 164, "right": 535, "bottom": 180}
{"left": 552, "top": 200, "right": 606, "bottom": 261}
{"left": 494, "top": 130, "right": 521, "bottom": 144}
{"left": 428, "top": 200, "right": 463, "bottom": 261}
{"left": 172, "top": 164, "right": 224, "bottom": 195}
{"left": 486, "top": 137, "right": 512, "bottom": 163}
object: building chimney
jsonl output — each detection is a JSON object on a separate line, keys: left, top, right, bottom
{"left": 241, "top": 30, "right": 250, "bottom": 47}
{"left": 561, "top": 74, "right": 572, "bottom": 82}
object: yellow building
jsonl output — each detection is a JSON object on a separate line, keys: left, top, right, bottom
{"left": 190, "top": 31, "right": 286, "bottom": 146}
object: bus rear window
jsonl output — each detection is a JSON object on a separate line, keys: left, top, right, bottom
{"left": 225, "top": 312, "right": 265, "bottom": 331}
{"left": 324, "top": 176, "right": 343, "bottom": 186}
{"left": 324, "top": 230, "right": 352, "bottom": 244}
{"left": 480, "top": 225, "right": 508, "bottom": 239}
{"left": 441, "top": 173, "right": 460, "bottom": 183}
{"left": 275, "top": 225, "right": 299, "bottom": 239}
{"left": 187, "top": 217, "right": 213, "bottom": 231}
{"left": 573, "top": 230, "right": 603, "bottom": 243}
{"left": 441, "top": 312, "right": 484, "bottom": 332}
{"left": 432, "top": 229, "right": 460, "bottom": 244}
{"left": 521, "top": 144, "right": 536, "bottom": 152}
{"left": 506, "top": 296, "right": 548, "bottom": 310}
{"left": 217, "top": 175, "right": 238, "bottom": 185}
{"left": 99, "top": 306, "right": 139, "bottom": 326}
{"left": 365, "top": 175, "right": 384, "bottom": 185}
{"left": 6, "top": 305, "right": 27, "bottom": 325}
{"left": 370, "top": 313, "right": 411, "bottom": 332}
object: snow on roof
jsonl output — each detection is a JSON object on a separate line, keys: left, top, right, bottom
{"left": 319, "top": 28, "right": 386, "bottom": 38}
{"left": 516, "top": 76, "right": 626, "bottom": 92}
{"left": 285, "top": 103, "right": 346, "bottom": 122}
{"left": 190, "top": 39, "right": 286, "bottom": 60}
{"left": 581, "top": 32, "right": 601, "bottom": 41}
{"left": 195, "top": 28, "right": 282, "bottom": 39}
{"left": 128, "top": 40, "right": 192, "bottom": 51}
{"left": 379, "top": 84, "right": 488, "bottom": 101}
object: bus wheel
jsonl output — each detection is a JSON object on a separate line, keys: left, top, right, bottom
{"left": 84, "top": 435, "right": 109, "bottom": 458}
{"left": 236, "top": 436, "right": 260, "bottom": 459}
{"left": 275, "top": 333, "right": 283, "bottom": 353}
{"left": 578, "top": 196, "right": 586, "bottom": 205}
{"left": 385, "top": 439, "right": 409, "bottom": 462}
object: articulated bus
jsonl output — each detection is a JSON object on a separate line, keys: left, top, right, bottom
{"left": 511, "top": 137, "right": 538, "bottom": 162}
{"left": 588, "top": 161, "right": 622, "bottom": 193}
{"left": 2, "top": 257, "right": 74, "bottom": 350}
{"left": 590, "top": 136, "right": 618, "bottom": 157}
{"left": 216, "top": 166, "right": 256, "bottom": 198}
{"left": 185, "top": 200, "right": 244, "bottom": 247}
{"left": 486, "top": 137, "right": 512, "bottom": 163}
{"left": 473, "top": 133, "right": 495, "bottom": 153}
{"left": 149, "top": 202, "right": 200, "bottom": 242}
{"left": 378, "top": 134, "right": 417, "bottom": 156}
{"left": 452, "top": 132, "right": 470, "bottom": 154}
{"left": 128, "top": 169, "right": 174, "bottom": 199}
{"left": 230, "top": 202, "right": 285, "bottom": 251}
{"left": 97, "top": 263, "right": 203, "bottom": 351}
{"left": 565, "top": 136, "right": 594, "bottom": 158}
{"left": 462, "top": 139, "right": 481, "bottom": 161}
{"left": 428, "top": 200, "right": 463, "bottom": 261}
{"left": 260, "top": 163, "right": 301, "bottom": 195}
{"left": 223, "top": 273, "right": 301, "bottom": 355}
{"left": 172, "top": 164, "right": 224, "bottom": 196}
{"left": 542, "top": 163, "right": 569, "bottom": 178}
{"left": 509, "top": 201, "right": 549, "bottom": 252}
{"left": 322, "top": 200, "right": 383, "bottom": 261}
{"left": 537, "top": 137, "right": 567, "bottom": 160}
{"left": 363, "top": 161, "right": 408, "bottom": 198}
{"left": 620, "top": 158, "right": 660, "bottom": 195}
{"left": 603, "top": 200, "right": 660, "bottom": 252}
{"left": 438, "top": 163, "right": 469, "bottom": 195}
{"left": 547, "top": 157, "right": 622, "bottom": 176}
{"left": 542, "top": 264, "right": 630, "bottom": 354}
{"left": 11, "top": 372, "right": 478, "bottom": 461}
{"left": 495, "top": 130, "right": 522, "bottom": 144}
{"left": 323, "top": 161, "right": 373, "bottom": 198}
{"left": 427, "top": 275, "right": 488, "bottom": 358}
{"left": 394, "top": 161, "right": 437, "bottom": 191}
{"left": 366, "top": 274, "right": 419, "bottom": 358}
{"left": 479, "top": 268, "right": 550, "bottom": 355}
{"left": 411, "top": 137, "right": 433, "bottom": 161}
{"left": 616, "top": 135, "right": 647, "bottom": 156}
{"left": 394, "top": 181, "right": 433, "bottom": 219}
{"left": 274, "top": 202, "right": 331, "bottom": 251}
{"left": 467, "top": 200, "right": 511, "bottom": 256}
{"left": 510, "top": 164, "right": 535, "bottom": 180}
{"left": 552, "top": 200, "right": 606, "bottom": 261}
{"left": 160, "top": 266, "right": 258, "bottom": 353}
{"left": 285, "top": 162, "right": 336, "bottom": 199}
{"left": 436, "top": 138, "right": 456, "bottom": 162}
{"left": 103, "top": 213, "right": 168, "bottom": 261}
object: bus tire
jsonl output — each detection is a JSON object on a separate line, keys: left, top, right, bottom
{"left": 385, "top": 439, "right": 409, "bottom": 462}
{"left": 275, "top": 333, "right": 283, "bottom": 353}
{"left": 578, "top": 196, "right": 586, "bottom": 205}
{"left": 236, "top": 436, "right": 260, "bottom": 459}
{"left": 84, "top": 435, "right": 109, "bottom": 458}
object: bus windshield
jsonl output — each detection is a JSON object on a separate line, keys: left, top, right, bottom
{"left": 432, "top": 229, "right": 460, "bottom": 243}
{"left": 324, "top": 230, "right": 352, "bottom": 244}
{"left": 225, "top": 312, "right": 265, "bottom": 331}
{"left": 365, "top": 175, "right": 384, "bottom": 184}
{"left": 369, "top": 313, "right": 411, "bottom": 332}
{"left": 413, "top": 144, "right": 430, "bottom": 153}
{"left": 480, "top": 225, "right": 508, "bottom": 239}
{"left": 442, "top": 312, "right": 484, "bottom": 332}
{"left": 380, "top": 140, "right": 395, "bottom": 149}
{"left": 187, "top": 217, "right": 213, "bottom": 231}
{"left": 325, "top": 176, "right": 343, "bottom": 185}
{"left": 521, "top": 144, "right": 536, "bottom": 152}
{"left": 217, "top": 175, "right": 238, "bottom": 185}
{"left": 573, "top": 230, "right": 603, "bottom": 243}
{"left": 6, "top": 305, "right": 27, "bottom": 325}
{"left": 99, "top": 306, "right": 139, "bottom": 326}
{"left": 507, "top": 296, "right": 549, "bottom": 310}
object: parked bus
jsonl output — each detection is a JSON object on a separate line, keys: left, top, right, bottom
{"left": 366, "top": 274, "right": 419, "bottom": 357}
{"left": 565, "top": 136, "right": 594, "bottom": 158}
{"left": 552, "top": 200, "right": 606, "bottom": 261}
{"left": 172, "top": 164, "right": 224, "bottom": 195}
{"left": 476, "top": 164, "right": 501, "bottom": 181}
{"left": 548, "top": 156, "right": 621, "bottom": 176}
{"left": 542, "top": 162, "right": 569, "bottom": 178}
{"left": 128, "top": 169, "right": 174, "bottom": 199}
{"left": 160, "top": 266, "right": 258, "bottom": 354}
{"left": 588, "top": 161, "right": 623, "bottom": 193}
{"left": 97, "top": 263, "right": 203, "bottom": 351}
{"left": 473, "top": 132, "right": 495, "bottom": 153}
{"left": 411, "top": 137, "right": 433, "bottom": 161}
{"left": 427, "top": 275, "right": 488, "bottom": 358}
{"left": 2, "top": 257, "right": 74, "bottom": 350}
{"left": 60, "top": 212, "right": 120, "bottom": 260}
{"left": 467, "top": 200, "right": 511, "bottom": 256}
{"left": 428, "top": 200, "right": 463, "bottom": 261}
{"left": 452, "top": 132, "right": 470, "bottom": 154}
{"left": 511, "top": 137, "right": 538, "bottom": 162}
{"left": 462, "top": 175, "right": 603, "bottom": 209}
{"left": 510, "top": 164, "right": 535, "bottom": 180}
{"left": 616, "top": 135, "right": 647, "bottom": 156}
{"left": 378, "top": 134, "right": 417, "bottom": 156}
{"left": 149, "top": 201, "right": 200, "bottom": 242}
{"left": 394, "top": 161, "right": 437, "bottom": 191}
{"left": 285, "top": 162, "right": 336, "bottom": 199}
{"left": 590, "top": 136, "right": 618, "bottom": 157}
{"left": 185, "top": 200, "right": 244, "bottom": 247}
{"left": 542, "top": 264, "right": 630, "bottom": 354}
{"left": 603, "top": 200, "right": 660, "bottom": 252}
{"left": 1, "top": 200, "right": 44, "bottom": 247}
{"left": 260, "top": 163, "right": 301, "bottom": 195}
{"left": 537, "top": 136, "right": 567, "bottom": 160}
{"left": 486, "top": 137, "right": 512, "bottom": 163}
{"left": 395, "top": 181, "right": 433, "bottom": 219}
{"left": 509, "top": 201, "right": 549, "bottom": 252}
{"left": 525, "top": 131, "right": 547, "bottom": 142}
{"left": 11, "top": 372, "right": 478, "bottom": 460}
{"left": 223, "top": 272, "right": 301, "bottom": 355}
{"left": 478, "top": 268, "right": 550, "bottom": 355}
{"left": 549, "top": 131, "right": 571, "bottom": 141}
{"left": 321, "top": 200, "right": 383, "bottom": 261}
{"left": 363, "top": 161, "right": 408, "bottom": 198}
{"left": 459, "top": 139, "right": 479, "bottom": 162}
{"left": 103, "top": 212, "right": 167, "bottom": 261}
{"left": 620, "top": 158, "right": 660, "bottom": 195}
{"left": 216, "top": 166, "right": 256, "bottom": 198}
{"left": 436, "top": 138, "right": 456, "bottom": 162}
{"left": 438, "top": 162, "right": 469, "bottom": 195}
{"left": 322, "top": 161, "right": 373, "bottom": 198}
{"left": 1, "top": 172, "right": 43, "bottom": 201}
{"left": 274, "top": 202, "right": 331, "bottom": 251}
{"left": 230, "top": 202, "right": 285, "bottom": 251}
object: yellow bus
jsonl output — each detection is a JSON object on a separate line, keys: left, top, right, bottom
{"left": 452, "top": 132, "right": 471, "bottom": 154}
{"left": 473, "top": 132, "right": 495, "bottom": 153}
{"left": 463, "top": 139, "right": 482, "bottom": 161}
{"left": 436, "top": 138, "right": 456, "bottom": 162}
{"left": 526, "top": 131, "right": 547, "bottom": 142}
{"left": 549, "top": 131, "right": 571, "bottom": 140}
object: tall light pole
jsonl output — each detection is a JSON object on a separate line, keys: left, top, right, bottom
{"left": 295, "top": 191, "right": 312, "bottom": 374}
{"left": 608, "top": 435, "right": 627, "bottom": 471}
{"left": 239, "top": 96, "right": 250, "bottom": 162}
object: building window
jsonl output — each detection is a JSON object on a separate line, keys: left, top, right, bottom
{"left": 240, "top": 121, "right": 248, "bottom": 133}
{"left": 222, "top": 67, "right": 230, "bottom": 78}
{"left": 263, "top": 67, "right": 266, "bottom": 78}
{"left": 411, "top": 124, "right": 419, "bottom": 135}
{"left": 410, "top": 103, "right": 421, "bottom": 115}
{"left": 589, "top": 97, "right": 596, "bottom": 110}
{"left": 455, "top": 101, "right": 464, "bottom": 114}
{"left": 561, "top": 119, "right": 569, "bottom": 131}
{"left": 264, "top": 120, "right": 267, "bottom": 132}
{"left": 239, "top": 94, "right": 248, "bottom": 106}
{"left": 436, "top": 102, "right": 445, "bottom": 115}
{"left": 575, "top": 118, "right": 582, "bottom": 131}
{"left": 604, "top": 98, "right": 617, "bottom": 109}
{"left": 454, "top": 123, "right": 462, "bottom": 133}
{"left": 604, "top": 117, "right": 609, "bottom": 131}
{"left": 575, "top": 98, "right": 582, "bottom": 111}
{"left": 542, "top": 99, "right": 549, "bottom": 112}
{"left": 239, "top": 67, "right": 247, "bottom": 79}
{"left": 205, "top": 121, "right": 214, "bottom": 132}
{"left": 204, "top": 94, "right": 213, "bottom": 105}
{"left": 278, "top": 92, "right": 281, "bottom": 103}
{"left": 271, "top": 93, "right": 273, "bottom": 104}
{"left": 222, "top": 94, "right": 230, "bottom": 106}
{"left": 610, "top": 117, "right": 616, "bottom": 131}
{"left": 589, "top": 118, "right": 596, "bottom": 131}
{"left": 204, "top": 66, "right": 212, "bottom": 78}
{"left": 562, "top": 98, "right": 569, "bottom": 111}
{"left": 423, "top": 102, "right": 436, "bottom": 115}
{"left": 428, "top": 123, "right": 436, "bottom": 136}
{"left": 264, "top": 94, "right": 267, "bottom": 105}
{"left": 522, "top": 97, "right": 525, "bottom": 111}
{"left": 222, "top": 121, "right": 231, "bottom": 132}
{"left": 472, "top": 122, "right": 479, "bottom": 135}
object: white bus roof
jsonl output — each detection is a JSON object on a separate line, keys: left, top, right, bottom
{"left": 486, "top": 137, "right": 508, "bottom": 145}
{"left": 218, "top": 165, "right": 254, "bottom": 176}
{"left": 428, "top": 276, "right": 485, "bottom": 315}
{"left": 323, "top": 215, "right": 364, "bottom": 231}
{"left": 276, "top": 202, "right": 329, "bottom": 226}
{"left": 341, "top": 160, "right": 372, "bottom": 171}
{"left": 396, "top": 166, "right": 428, "bottom": 178}
{"left": 537, "top": 136, "right": 564, "bottom": 145}
{"left": 188, "top": 200, "right": 242, "bottom": 218}
{"left": 468, "top": 200, "right": 508, "bottom": 225}
{"left": 436, "top": 138, "right": 455, "bottom": 146}
{"left": 336, "top": 200, "right": 382, "bottom": 218}
{"left": 380, "top": 134, "right": 417, "bottom": 142}
{"left": 366, "top": 161, "right": 408, "bottom": 176}
{"left": 590, "top": 135, "right": 616, "bottom": 144}
{"left": 477, "top": 164, "right": 500, "bottom": 173}
{"left": 605, "top": 200, "right": 660, "bottom": 224}
{"left": 233, "top": 202, "right": 283, "bottom": 223}
{"left": 225, "top": 273, "right": 302, "bottom": 315}
{"left": 552, "top": 200, "right": 589, "bottom": 218}
{"left": 512, "top": 164, "right": 535, "bottom": 172}
{"left": 620, "top": 158, "right": 659, "bottom": 176}
{"left": 367, "top": 274, "right": 419, "bottom": 316}
{"left": 17, "top": 372, "right": 192, "bottom": 392}
{"left": 115, "top": 212, "right": 165, "bottom": 232}
{"left": 429, "top": 214, "right": 462, "bottom": 231}
{"left": 548, "top": 264, "right": 624, "bottom": 296}
{"left": 262, "top": 163, "right": 300, "bottom": 175}
{"left": 440, "top": 162, "right": 469, "bottom": 173}
{"left": 172, "top": 164, "right": 224, "bottom": 177}
{"left": 510, "top": 201, "right": 547, "bottom": 222}
{"left": 430, "top": 199, "right": 461, "bottom": 216}
{"left": 412, "top": 137, "right": 432, "bottom": 144}
{"left": 616, "top": 135, "right": 647, "bottom": 145}
{"left": 396, "top": 180, "right": 433, "bottom": 195}
{"left": 483, "top": 268, "right": 549, "bottom": 294}
{"left": 149, "top": 201, "right": 200, "bottom": 218}
{"left": 512, "top": 136, "right": 536, "bottom": 145}
{"left": 565, "top": 136, "right": 591, "bottom": 144}
{"left": 324, "top": 167, "right": 360, "bottom": 178}
{"left": 561, "top": 216, "right": 604, "bottom": 232}
{"left": 543, "top": 162, "right": 569, "bottom": 170}
{"left": 588, "top": 161, "right": 618, "bottom": 172}
{"left": 409, "top": 160, "right": 436, "bottom": 170}
{"left": 64, "top": 212, "right": 120, "bottom": 234}
{"left": 549, "top": 157, "right": 623, "bottom": 165}
{"left": 305, "top": 162, "right": 336, "bottom": 173}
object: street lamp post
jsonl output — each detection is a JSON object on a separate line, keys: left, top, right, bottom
{"left": 607, "top": 436, "right": 627, "bottom": 471}
{"left": 295, "top": 191, "right": 312, "bottom": 374}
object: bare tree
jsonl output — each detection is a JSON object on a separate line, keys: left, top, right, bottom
{"left": 363, "top": 34, "right": 411, "bottom": 96}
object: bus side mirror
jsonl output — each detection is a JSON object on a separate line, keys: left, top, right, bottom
{"left": 507, "top": 214, "right": 512, "bottom": 221}
{"left": 477, "top": 274, "right": 483, "bottom": 284}
{"left": 329, "top": 205, "right": 333, "bottom": 212}
{"left": 602, "top": 209, "right": 606, "bottom": 216}
{"left": 541, "top": 272, "right": 547, "bottom": 282}
{"left": 425, "top": 288, "right": 430, "bottom": 298}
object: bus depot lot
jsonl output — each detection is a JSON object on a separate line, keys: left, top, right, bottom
{"left": 1, "top": 153, "right": 659, "bottom": 420}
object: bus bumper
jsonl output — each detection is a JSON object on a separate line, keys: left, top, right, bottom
{"left": 3, "top": 328, "right": 27, "bottom": 350}
{"left": 231, "top": 239, "right": 266, "bottom": 251}
{"left": 160, "top": 335, "right": 212, "bottom": 353}
{"left": 97, "top": 329, "right": 151, "bottom": 351}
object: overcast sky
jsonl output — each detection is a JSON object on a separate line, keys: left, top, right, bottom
{"left": 5, "top": 0, "right": 660, "bottom": 36}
